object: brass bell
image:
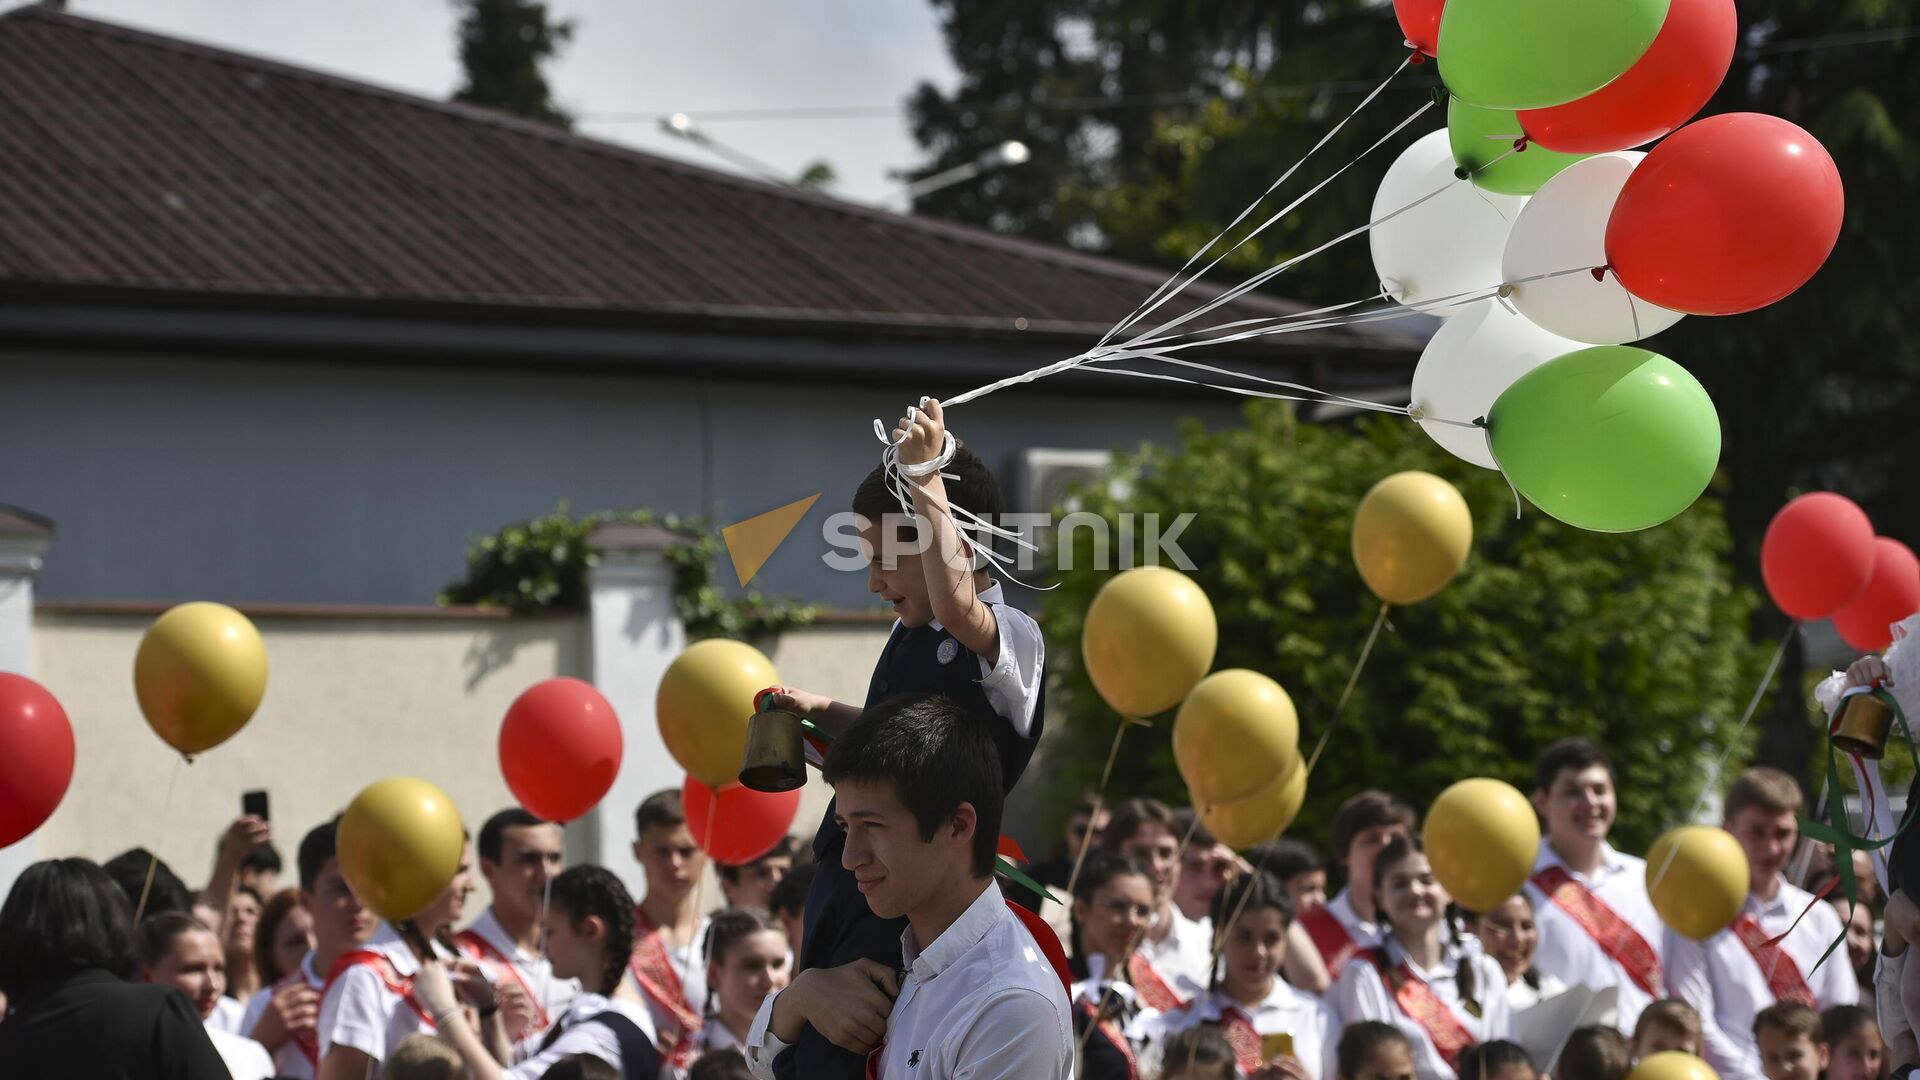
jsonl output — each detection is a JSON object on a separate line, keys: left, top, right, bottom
{"left": 739, "top": 698, "right": 807, "bottom": 793}
{"left": 1831, "top": 685, "right": 1895, "bottom": 760}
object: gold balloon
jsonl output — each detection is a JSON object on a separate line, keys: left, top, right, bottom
{"left": 1422, "top": 777, "right": 1540, "bottom": 913}
{"left": 1174, "top": 669, "right": 1300, "bottom": 804}
{"left": 133, "top": 602, "right": 269, "bottom": 756}
{"left": 1081, "top": 566, "right": 1218, "bottom": 718}
{"left": 1628, "top": 1052, "right": 1722, "bottom": 1080}
{"left": 657, "top": 639, "right": 779, "bottom": 788}
{"left": 1200, "top": 757, "right": 1308, "bottom": 850}
{"left": 1352, "top": 471, "right": 1474, "bottom": 605}
{"left": 1646, "top": 825, "right": 1750, "bottom": 940}
{"left": 337, "top": 776, "right": 465, "bottom": 923}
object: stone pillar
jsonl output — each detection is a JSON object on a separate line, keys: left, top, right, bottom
{"left": 0, "top": 506, "right": 56, "bottom": 902}
{"left": 579, "top": 523, "right": 688, "bottom": 904}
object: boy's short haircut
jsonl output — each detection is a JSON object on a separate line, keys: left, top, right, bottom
{"left": 239, "top": 842, "right": 282, "bottom": 877}
{"left": 1171, "top": 808, "right": 1216, "bottom": 851}
{"left": 1456, "top": 1041, "right": 1537, "bottom": 1080}
{"left": 635, "top": 788, "right": 687, "bottom": 837}
{"left": 1100, "top": 798, "right": 1174, "bottom": 853}
{"left": 383, "top": 1032, "right": 466, "bottom": 1079}
{"left": 1725, "top": 767, "right": 1804, "bottom": 821}
{"left": 1158, "top": 1025, "right": 1237, "bottom": 1079}
{"left": 1556, "top": 1026, "right": 1631, "bottom": 1080}
{"left": 478, "top": 807, "right": 548, "bottom": 864}
{"left": 852, "top": 442, "right": 1005, "bottom": 542}
{"left": 1329, "top": 791, "right": 1417, "bottom": 866}
{"left": 688, "top": 1049, "right": 755, "bottom": 1080}
{"left": 768, "top": 861, "right": 816, "bottom": 919}
{"left": 822, "top": 694, "right": 1004, "bottom": 877}
{"left": 1259, "top": 838, "right": 1326, "bottom": 882}
{"left": 1822, "top": 1004, "right": 1877, "bottom": 1046}
{"left": 1534, "top": 738, "right": 1616, "bottom": 794}
{"left": 102, "top": 848, "right": 193, "bottom": 917}
{"left": 1337, "top": 1021, "right": 1414, "bottom": 1080}
{"left": 1634, "top": 998, "right": 1703, "bottom": 1042}
{"left": 297, "top": 818, "right": 343, "bottom": 893}
{"left": 138, "top": 910, "right": 212, "bottom": 969}
{"left": 719, "top": 835, "right": 798, "bottom": 883}
{"left": 1754, "top": 1001, "right": 1824, "bottom": 1043}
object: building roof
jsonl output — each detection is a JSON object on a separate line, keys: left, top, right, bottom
{"left": 0, "top": 4, "right": 1422, "bottom": 356}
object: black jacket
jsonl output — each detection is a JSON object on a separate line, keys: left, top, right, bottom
{"left": 0, "top": 969, "right": 229, "bottom": 1079}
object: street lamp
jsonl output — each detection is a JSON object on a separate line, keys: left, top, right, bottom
{"left": 904, "top": 140, "right": 1031, "bottom": 201}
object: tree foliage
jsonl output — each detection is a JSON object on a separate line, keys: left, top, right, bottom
{"left": 1039, "top": 404, "right": 1767, "bottom": 855}
{"left": 452, "top": 0, "right": 575, "bottom": 129}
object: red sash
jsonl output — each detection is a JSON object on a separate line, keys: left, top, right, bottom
{"left": 273, "top": 968, "right": 322, "bottom": 1069}
{"left": 453, "top": 928, "right": 550, "bottom": 1037}
{"left": 1127, "top": 952, "right": 1189, "bottom": 1013}
{"left": 1300, "top": 905, "right": 1361, "bottom": 978}
{"left": 1078, "top": 999, "right": 1140, "bottom": 1080}
{"left": 1732, "top": 914, "right": 1814, "bottom": 1006}
{"left": 630, "top": 908, "right": 704, "bottom": 1049}
{"left": 1359, "top": 951, "right": 1473, "bottom": 1070}
{"left": 323, "top": 949, "right": 433, "bottom": 1027}
{"left": 1530, "top": 866, "right": 1662, "bottom": 996}
{"left": 1219, "top": 1005, "right": 1265, "bottom": 1075}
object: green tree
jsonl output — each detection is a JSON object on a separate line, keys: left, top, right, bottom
{"left": 1040, "top": 403, "right": 1766, "bottom": 855}
{"left": 452, "top": 0, "right": 575, "bottom": 129}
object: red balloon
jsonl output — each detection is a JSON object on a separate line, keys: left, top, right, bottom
{"left": 499, "top": 678, "right": 623, "bottom": 823}
{"left": 1519, "top": 0, "right": 1735, "bottom": 153}
{"left": 0, "top": 673, "right": 75, "bottom": 849}
{"left": 1833, "top": 539, "right": 1920, "bottom": 653}
{"left": 682, "top": 776, "right": 802, "bottom": 866}
{"left": 1761, "top": 493, "right": 1876, "bottom": 620}
{"left": 1605, "top": 113, "right": 1844, "bottom": 316}
{"left": 1395, "top": 0, "right": 1444, "bottom": 56}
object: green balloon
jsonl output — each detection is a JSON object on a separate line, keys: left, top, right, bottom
{"left": 1487, "top": 346, "right": 1720, "bottom": 533}
{"left": 1438, "top": 0, "right": 1670, "bottom": 110}
{"left": 1447, "top": 99, "right": 1591, "bottom": 196}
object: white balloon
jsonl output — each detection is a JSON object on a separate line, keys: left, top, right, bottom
{"left": 1370, "top": 129, "right": 1526, "bottom": 314}
{"left": 1503, "top": 151, "right": 1684, "bottom": 344}
{"left": 1410, "top": 299, "right": 1584, "bottom": 469}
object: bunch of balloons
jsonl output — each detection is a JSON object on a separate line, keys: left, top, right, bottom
{"left": 1762, "top": 492, "right": 1919, "bottom": 652}
{"left": 1384, "top": 0, "right": 1843, "bottom": 534}
{"left": 656, "top": 638, "right": 801, "bottom": 864}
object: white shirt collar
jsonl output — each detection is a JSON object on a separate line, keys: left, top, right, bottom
{"left": 1745, "top": 877, "right": 1802, "bottom": 919}
{"left": 1328, "top": 887, "right": 1380, "bottom": 935}
{"left": 902, "top": 880, "right": 1002, "bottom": 981}
{"left": 1538, "top": 840, "right": 1629, "bottom": 882}
{"left": 926, "top": 580, "right": 1006, "bottom": 632}
{"left": 472, "top": 907, "right": 533, "bottom": 964}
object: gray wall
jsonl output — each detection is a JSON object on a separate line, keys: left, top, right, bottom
{"left": 1, "top": 350, "right": 1250, "bottom": 609}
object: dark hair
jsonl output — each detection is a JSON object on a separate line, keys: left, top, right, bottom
{"left": 253, "top": 888, "right": 306, "bottom": 985}
{"left": 297, "top": 819, "right": 342, "bottom": 894}
{"left": 101, "top": 848, "right": 192, "bottom": 917}
{"left": 1101, "top": 798, "right": 1175, "bottom": 853}
{"left": 549, "top": 865, "right": 637, "bottom": 996}
{"left": 1171, "top": 808, "right": 1216, "bottom": 851}
{"left": 1206, "top": 870, "right": 1293, "bottom": 993}
{"left": 1338, "top": 1022, "right": 1414, "bottom": 1080}
{"left": 1456, "top": 1040, "right": 1538, "bottom": 1080}
{"left": 139, "top": 911, "right": 215, "bottom": 970}
{"left": 1371, "top": 835, "right": 1480, "bottom": 1019}
{"left": 1067, "top": 851, "right": 1153, "bottom": 982}
{"left": 635, "top": 789, "right": 686, "bottom": 837}
{"left": 1557, "top": 1026, "right": 1631, "bottom": 1080}
{"left": 702, "top": 907, "right": 785, "bottom": 1016}
{"left": 1257, "top": 838, "right": 1325, "bottom": 883}
{"left": 688, "top": 1049, "right": 755, "bottom": 1080}
{"left": 1330, "top": 791, "right": 1416, "bottom": 868}
{"left": 543, "top": 1053, "right": 624, "bottom": 1080}
{"left": 1158, "top": 1025, "right": 1237, "bottom": 1080}
{"left": 1822, "top": 1004, "right": 1877, "bottom": 1046}
{"left": 1533, "top": 738, "right": 1616, "bottom": 795}
{"left": 0, "top": 858, "right": 142, "bottom": 997}
{"left": 1634, "top": 999, "right": 1703, "bottom": 1045}
{"left": 769, "top": 861, "right": 815, "bottom": 919}
{"left": 1754, "top": 1001, "right": 1823, "bottom": 1043}
{"left": 479, "top": 808, "right": 550, "bottom": 864}
{"left": 852, "top": 442, "right": 1004, "bottom": 558}
{"left": 719, "top": 835, "right": 797, "bottom": 882}
{"left": 822, "top": 694, "right": 1004, "bottom": 877}
{"left": 239, "top": 842, "right": 282, "bottom": 878}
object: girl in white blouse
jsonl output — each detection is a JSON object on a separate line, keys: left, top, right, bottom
{"left": 1332, "top": 836, "right": 1510, "bottom": 1080}
{"left": 674, "top": 908, "right": 791, "bottom": 1076}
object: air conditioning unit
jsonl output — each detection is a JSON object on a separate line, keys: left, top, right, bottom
{"left": 1008, "top": 448, "right": 1114, "bottom": 572}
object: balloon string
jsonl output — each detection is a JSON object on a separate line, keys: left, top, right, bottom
{"left": 1305, "top": 601, "right": 1392, "bottom": 778}
{"left": 135, "top": 756, "right": 187, "bottom": 921}
{"left": 537, "top": 832, "right": 555, "bottom": 1008}
{"left": 1064, "top": 716, "right": 1141, "bottom": 898}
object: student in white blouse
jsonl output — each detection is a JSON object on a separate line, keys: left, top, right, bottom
{"left": 1333, "top": 836, "right": 1510, "bottom": 1080}
{"left": 1066, "top": 851, "right": 1161, "bottom": 1080}
{"left": 1664, "top": 768, "right": 1857, "bottom": 1080}
{"left": 1300, "top": 792, "right": 1417, "bottom": 982}
{"left": 1145, "top": 870, "right": 1335, "bottom": 1080}
{"left": 1476, "top": 893, "right": 1568, "bottom": 1012}
{"left": 746, "top": 694, "right": 1073, "bottom": 1080}
{"left": 1107, "top": 799, "right": 1217, "bottom": 1008}
{"left": 673, "top": 908, "right": 791, "bottom": 1077}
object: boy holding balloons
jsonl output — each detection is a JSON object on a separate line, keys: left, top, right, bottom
{"left": 758, "top": 398, "right": 1047, "bottom": 1080}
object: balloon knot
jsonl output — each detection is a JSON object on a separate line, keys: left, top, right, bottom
{"left": 1590, "top": 265, "right": 1610, "bottom": 283}
{"left": 1513, "top": 136, "right": 1531, "bottom": 153}
{"left": 1407, "top": 45, "right": 1425, "bottom": 64}
{"left": 1406, "top": 404, "right": 1427, "bottom": 422}
{"left": 1497, "top": 283, "right": 1515, "bottom": 300}
{"left": 1453, "top": 166, "right": 1470, "bottom": 181}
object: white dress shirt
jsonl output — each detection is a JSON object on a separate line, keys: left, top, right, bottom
{"left": 240, "top": 951, "right": 325, "bottom": 1078}
{"left": 1136, "top": 904, "right": 1217, "bottom": 1002}
{"left": 747, "top": 881, "right": 1072, "bottom": 1080}
{"left": 1143, "top": 982, "right": 1337, "bottom": 1080}
{"left": 504, "top": 992, "right": 658, "bottom": 1079}
{"left": 1333, "top": 939, "right": 1512, "bottom": 1080}
{"left": 1523, "top": 841, "right": 1664, "bottom": 1031}
{"left": 209, "top": 994, "right": 247, "bottom": 1034}
{"left": 207, "top": 1022, "right": 276, "bottom": 1080}
{"left": 1664, "top": 878, "right": 1859, "bottom": 1080}
{"left": 461, "top": 906, "right": 580, "bottom": 1031}
{"left": 1502, "top": 970, "right": 1569, "bottom": 1012}
{"left": 1315, "top": 889, "right": 1385, "bottom": 959}
{"left": 316, "top": 922, "right": 454, "bottom": 1064}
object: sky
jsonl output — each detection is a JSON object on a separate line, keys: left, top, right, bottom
{"left": 58, "top": 0, "right": 960, "bottom": 207}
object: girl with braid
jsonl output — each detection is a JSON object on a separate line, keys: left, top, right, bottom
{"left": 1069, "top": 852, "right": 1160, "bottom": 1080}
{"left": 673, "top": 909, "right": 790, "bottom": 1074}
{"left": 1332, "top": 837, "right": 1509, "bottom": 1080}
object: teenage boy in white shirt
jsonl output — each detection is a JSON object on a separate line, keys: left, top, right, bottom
{"left": 456, "top": 808, "right": 575, "bottom": 1039}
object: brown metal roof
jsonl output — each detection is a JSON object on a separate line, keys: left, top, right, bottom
{"left": 0, "top": 4, "right": 1419, "bottom": 351}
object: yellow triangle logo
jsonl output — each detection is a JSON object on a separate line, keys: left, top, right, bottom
{"left": 722, "top": 493, "right": 821, "bottom": 587}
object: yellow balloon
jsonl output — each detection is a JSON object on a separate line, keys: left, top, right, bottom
{"left": 1352, "top": 471, "right": 1474, "bottom": 605}
{"left": 1422, "top": 777, "right": 1540, "bottom": 913}
{"left": 1628, "top": 1052, "right": 1722, "bottom": 1080}
{"left": 1646, "top": 825, "right": 1750, "bottom": 940}
{"left": 1200, "top": 757, "right": 1308, "bottom": 850}
{"left": 133, "top": 601, "right": 269, "bottom": 756}
{"left": 1174, "top": 669, "right": 1300, "bottom": 804}
{"left": 1081, "top": 566, "right": 1218, "bottom": 718}
{"left": 657, "top": 639, "right": 779, "bottom": 787}
{"left": 337, "top": 776, "right": 465, "bottom": 923}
